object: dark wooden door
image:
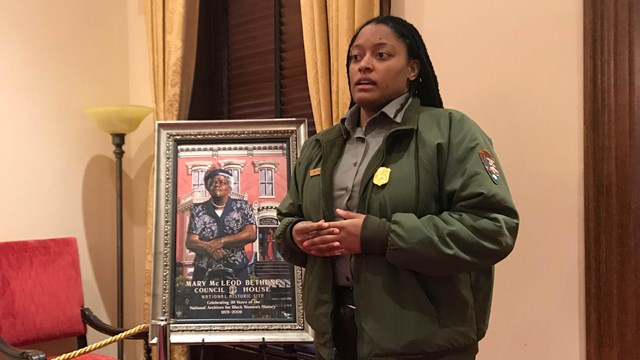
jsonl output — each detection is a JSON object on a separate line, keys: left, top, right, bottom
{"left": 584, "top": 0, "right": 640, "bottom": 359}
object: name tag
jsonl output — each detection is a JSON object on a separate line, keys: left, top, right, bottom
{"left": 309, "top": 168, "right": 321, "bottom": 177}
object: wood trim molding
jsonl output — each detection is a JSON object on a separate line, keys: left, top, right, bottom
{"left": 584, "top": 0, "right": 640, "bottom": 358}
{"left": 380, "top": 0, "right": 391, "bottom": 16}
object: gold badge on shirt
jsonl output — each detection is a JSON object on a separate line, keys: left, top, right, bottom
{"left": 373, "top": 167, "right": 391, "bottom": 186}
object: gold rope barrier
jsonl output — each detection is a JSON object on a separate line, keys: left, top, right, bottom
{"left": 50, "top": 323, "right": 150, "bottom": 360}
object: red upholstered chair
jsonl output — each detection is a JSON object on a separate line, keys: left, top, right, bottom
{"left": 0, "top": 237, "right": 150, "bottom": 360}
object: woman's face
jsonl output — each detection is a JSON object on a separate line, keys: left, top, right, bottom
{"left": 349, "top": 23, "right": 419, "bottom": 114}
{"left": 208, "top": 175, "right": 231, "bottom": 200}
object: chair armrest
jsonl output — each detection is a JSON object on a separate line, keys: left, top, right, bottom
{"left": 0, "top": 337, "right": 46, "bottom": 360}
{"left": 81, "top": 307, "right": 148, "bottom": 340}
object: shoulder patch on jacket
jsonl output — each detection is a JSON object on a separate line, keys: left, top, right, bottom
{"left": 479, "top": 149, "right": 500, "bottom": 184}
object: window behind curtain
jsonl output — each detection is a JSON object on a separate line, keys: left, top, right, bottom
{"left": 189, "top": 0, "right": 315, "bottom": 135}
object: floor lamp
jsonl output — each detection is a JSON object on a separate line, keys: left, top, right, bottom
{"left": 84, "top": 105, "right": 153, "bottom": 360}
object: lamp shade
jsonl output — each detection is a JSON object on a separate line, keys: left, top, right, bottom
{"left": 84, "top": 105, "right": 153, "bottom": 134}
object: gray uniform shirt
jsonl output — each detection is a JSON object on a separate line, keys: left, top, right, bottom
{"left": 333, "top": 93, "right": 413, "bottom": 286}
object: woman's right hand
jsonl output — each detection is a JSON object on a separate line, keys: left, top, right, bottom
{"left": 209, "top": 248, "right": 226, "bottom": 260}
{"left": 292, "top": 220, "right": 342, "bottom": 256}
{"left": 202, "top": 240, "right": 225, "bottom": 259}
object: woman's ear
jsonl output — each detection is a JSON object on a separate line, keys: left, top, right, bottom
{"left": 408, "top": 60, "right": 420, "bottom": 81}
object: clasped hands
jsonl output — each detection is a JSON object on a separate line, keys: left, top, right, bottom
{"left": 292, "top": 209, "right": 364, "bottom": 257}
{"left": 202, "top": 239, "right": 226, "bottom": 260}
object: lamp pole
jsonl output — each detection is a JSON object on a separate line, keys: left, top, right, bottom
{"left": 84, "top": 104, "right": 152, "bottom": 360}
{"left": 112, "top": 133, "right": 126, "bottom": 360}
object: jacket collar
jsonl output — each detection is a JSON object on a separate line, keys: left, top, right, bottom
{"left": 311, "top": 96, "right": 423, "bottom": 144}
{"left": 341, "top": 93, "right": 412, "bottom": 136}
{"left": 392, "top": 98, "right": 421, "bottom": 130}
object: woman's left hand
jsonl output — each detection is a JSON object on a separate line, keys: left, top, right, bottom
{"left": 304, "top": 208, "right": 364, "bottom": 256}
{"left": 329, "top": 209, "right": 364, "bottom": 255}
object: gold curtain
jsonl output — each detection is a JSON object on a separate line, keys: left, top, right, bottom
{"left": 144, "top": 0, "right": 198, "bottom": 358}
{"left": 300, "top": 0, "right": 380, "bottom": 131}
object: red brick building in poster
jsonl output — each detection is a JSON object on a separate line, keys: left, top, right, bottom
{"left": 174, "top": 142, "right": 290, "bottom": 279}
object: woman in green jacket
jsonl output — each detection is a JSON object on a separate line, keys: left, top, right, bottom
{"left": 276, "top": 15, "right": 518, "bottom": 360}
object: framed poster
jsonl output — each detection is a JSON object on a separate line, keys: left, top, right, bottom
{"left": 150, "top": 119, "right": 312, "bottom": 344}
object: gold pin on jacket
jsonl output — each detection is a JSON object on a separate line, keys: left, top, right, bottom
{"left": 373, "top": 167, "right": 391, "bottom": 186}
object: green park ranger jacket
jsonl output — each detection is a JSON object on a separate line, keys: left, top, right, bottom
{"left": 276, "top": 100, "right": 519, "bottom": 360}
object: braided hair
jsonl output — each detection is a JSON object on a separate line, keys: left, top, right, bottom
{"left": 346, "top": 16, "right": 444, "bottom": 108}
